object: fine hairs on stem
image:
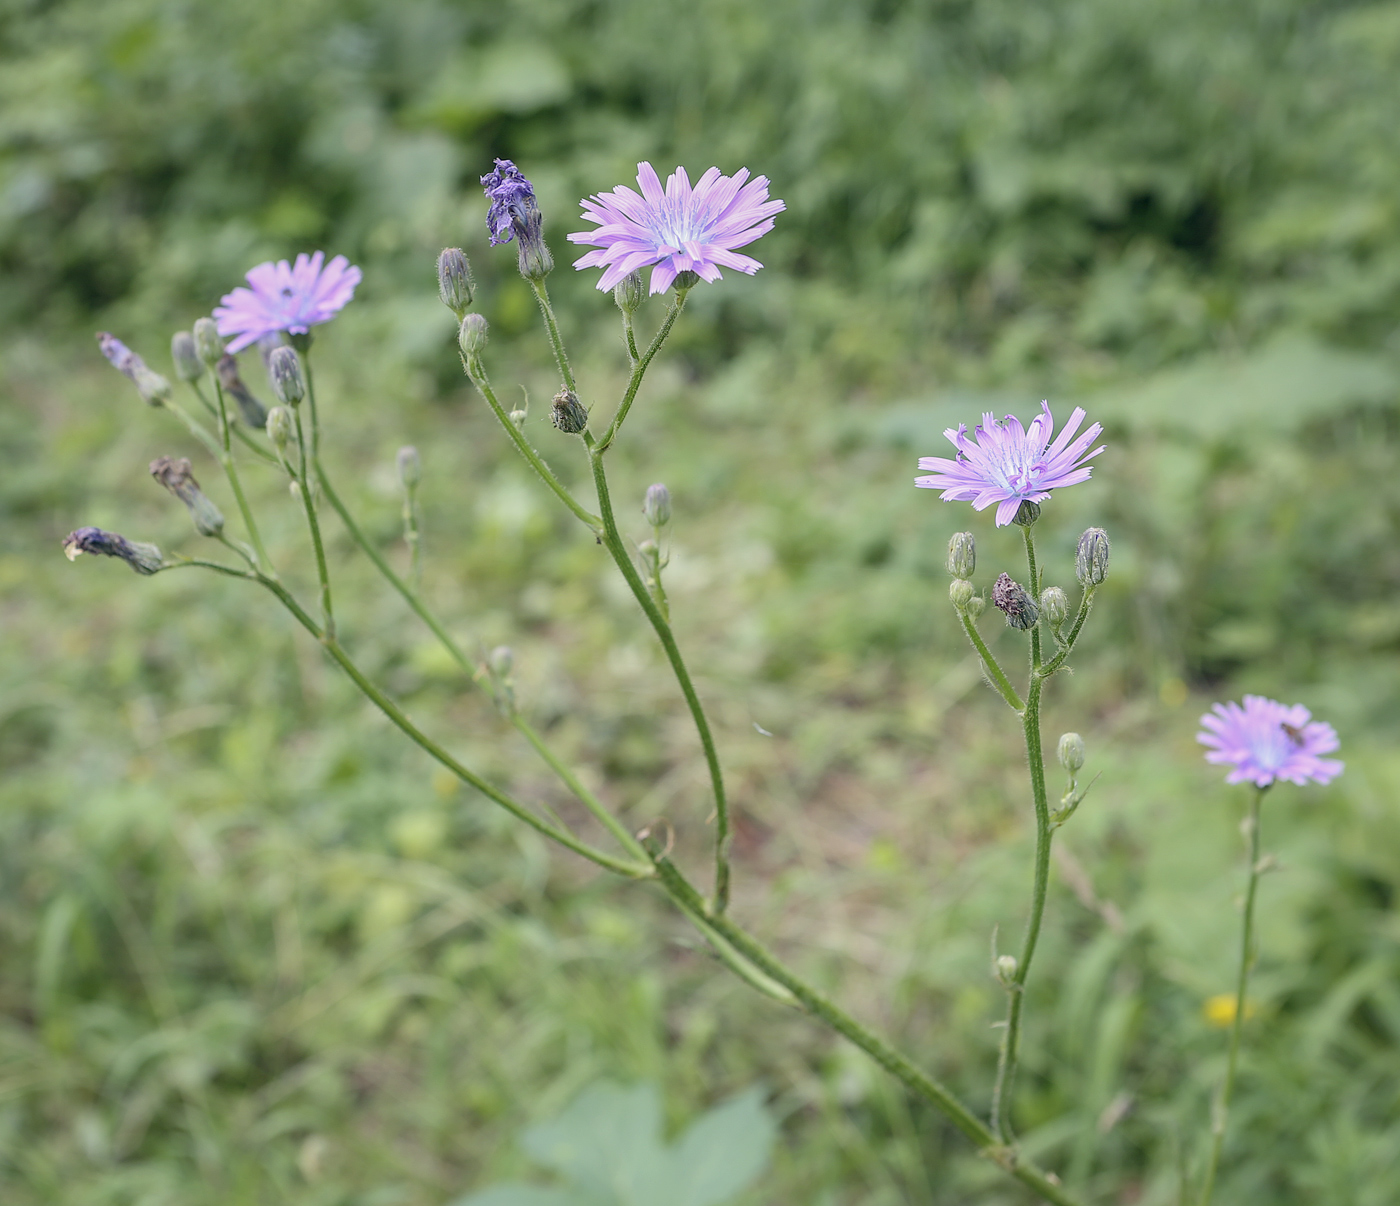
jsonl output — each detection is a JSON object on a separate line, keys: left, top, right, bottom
{"left": 66, "top": 161, "right": 1343, "bottom": 1206}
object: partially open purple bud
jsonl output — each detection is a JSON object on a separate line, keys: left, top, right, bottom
{"left": 150, "top": 456, "right": 224, "bottom": 536}
{"left": 481, "top": 158, "right": 553, "bottom": 280}
{"left": 97, "top": 333, "right": 171, "bottom": 406}
{"left": 62, "top": 527, "right": 163, "bottom": 575}
{"left": 216, "top": 355, "right": 268, "bottom": 428}
{"left": 993, "top": 572, "right": 1039, "bottom": 630}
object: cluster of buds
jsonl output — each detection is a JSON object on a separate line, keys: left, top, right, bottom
{"left": 945, "top": 532, "right": 984, "bottom": 617}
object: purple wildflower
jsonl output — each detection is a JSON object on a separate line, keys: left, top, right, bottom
{"left": 914, "top": 401, "right": 1105, "bottom": 527}
{"left": 213, "top": 252, "right": 362, "bottom": 354}
{"left": 481, "top": 159, "right": 538, "bottom": 247}
{"left": 1197, "top": 695, "right": 1343, "bottom": 788}
{"left": 567, "top": 162, "right": 785, "bottom": 295}
{"left": 97, "top": 332, "right": 141, "bottom": 380}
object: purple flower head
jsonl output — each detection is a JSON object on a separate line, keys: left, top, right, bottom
{"left": 62, "top": 526, "right": 163, "bottom": 575}
{"left": 213, "top": 252, "right": 362, "bottom": 354}
{"left": 568, "top": 162, "right": 785, "bottom": 295}
{"left": 97, "top": 332, "right": 142, "bottom": 380}
{"left": 914, "top": 401, "right": 1105, "bottom": 527}
{"left": 481, "top": 159, "right": 539, "bottom": 247}
{"left": 1198, "top": 695, "right": 1343, "bottom": 788}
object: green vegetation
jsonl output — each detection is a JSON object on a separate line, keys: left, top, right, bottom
{"left": 3, "top": 0, "right": 1400, "bottom": 1203}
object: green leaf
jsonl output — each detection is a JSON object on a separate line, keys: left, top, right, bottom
{"left": 450, "top": 1187, "right": 595, "bottom": 1206}
{"left": 520, "top": 1083, "right": 667, "bottom": 1202}
{"left": 664, "top": 1088, "right": 777, "bottom": 1206}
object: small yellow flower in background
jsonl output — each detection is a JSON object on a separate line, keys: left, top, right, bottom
{"left": 1204, "top": 994, "right": 1258, "bottom": 1027}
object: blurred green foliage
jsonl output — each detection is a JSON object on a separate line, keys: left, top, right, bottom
{"left": 3, "top": 0, "right": 1400, "bottom": 1203}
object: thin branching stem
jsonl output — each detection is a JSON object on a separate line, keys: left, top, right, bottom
{"left": 959, "top": 612, "right": 1025, "bottom": 711}
{"left": 530, "top": 279, "right": 576, "bottom": 392}
{"left": 596, "top": 289, "right": 688, "bottom": 453}
{"left": 289, "top": 405, "right": 334, "bottom": 638}
{"left": 207, "top": 378, "right": 275, "bottom": 576}
{"left": 1198, "top": 785, "right": 1266, "bottom": 1206}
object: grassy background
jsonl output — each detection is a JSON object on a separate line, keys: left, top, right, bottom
{"left": 4, "top": 0, "right": 1400, "bottom": 1202}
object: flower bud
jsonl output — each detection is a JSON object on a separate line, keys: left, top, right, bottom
{"left": 614, "top": 271, "right": 645, "bottom": 316}
{"left": 946, "top": 531, "right": 976, "bottom": 579}
{"left": 1040, "top": 585, "right": 1069, "bottom": 629}
{"left": 673, "top": 269, "right": 700, "bottom": 293}
{"left": 437, "top": 247, "right": 475, "bottom": 317}
{"left": 643, "top": 483, "right": 671, "bottom": 527}
{"left": 62, "top": 527, "right": 163, "bottom": 575}
{"left": 397, "top": 445, "right": 421, "bottom": 490}
{"left": 550, "top": 387, "right": 589, "bottom": 435}
{"left": 1058, "top": 732, "right": 1086, "bottom": 773}
{"left": 1011, "top": 499, "right": 1041, "bottom": 527}
{"left": 458, "top": 313, "right": 489, "bottom": 359}
{"left": 509, "top": 408, "right": 527, "bottom": 430}
{"left": 949, "top": 579, "right": 975, "bottom": 610}
{"left": 992, "top": 572, "right": 1039, "bottom": 630}
{"left": 995, "top": 954, "right": 1019, "bottom": 985}
{"left": 193, "top": 317, "right": 224, "bottom": 366}
{"left": 265, "top": 406, "right": 294, "bottom": 451}
{"left": 132, "top": 364, "right": 173, "bottom": 407}
{"left": 268, "top": 346, "right": 305, "bottom": 407}
{"left": 216, "top": 355, "right": 268, "bottom": 428}
{"left": 150, "top": 456, "right": 224, "bottom": 537}
{"left": 1076, "top": 527, "right": 1110, "bottom": 586}
{"left": 170, "top": 331, "right": 204, "bottom": 382}
{"left": 488, "top": 645, "right": 514, "bottom": 678}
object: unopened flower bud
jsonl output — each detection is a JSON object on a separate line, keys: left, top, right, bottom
{"left": 171, "top": 332, "right": 204, "bottom": 382}
{"left": 62, "top": 527, "right": 163, "bottom": 575}
{"left": 550, "top": 387, "right": 589, "bottom": 435}
{"left": 216, "top": 355, "right": 268, "bottom": 428}
{"left": 397, "top": 445, "right": 421, "bottom": 489}
{"left": 265, "top": 406, "right": 293, "bottom": 451}
{"left": 947, "top": 531, "right": 976, "bottom": 579}
{"left": 1076, "top": 527, "right": 1110, "bottom": 586}
{"left": 673, "top": 269, "right": 700, "bottom": 293}
{"left": 508, "top": 409, "right": 527, "bottom": 430}
{"left": 150, "top": 456, "right": 224, "bottom": 536}
{"left": 643, "top": 482, "right": 671, "bottom": 527}
{"left": 995, "top": 954, "right": 1019, "bottom": 984}
{"left": 437, "top": 247, "right": 475, "bottom": 317}
{"left": 1058, "top": 732, "right": 1086, "bottom": 773}
{"left": 993, "top": 572, "right": 1039, "bottom": 630}
{"left": 949, "top": 579, "right": 975, "bottom": 610}
{"left": 133, "top": 364, "right": 173, "bottom": 407}
{"left": 966, "top": 594, "right": 986, "bottom": 619}
{"left": 268, "top": 346, "right": 305, "bottom": 407}
{"left": 614, "top": 271, "right": 645, "bottom": 316}
{"left": 193, "top": 317, "right": 224, "bottom": 366}
{"left": 459, "top": 313, "right": 489, "bottom": 359}
{"left": 1040, "top": 586, "right": 1069, "bottom": 629}
{"left": 1011, "top": 499, "right": 1041, "bottom": 527}
{"left": 489, "top": 645, "right": 513, "bottom": 678}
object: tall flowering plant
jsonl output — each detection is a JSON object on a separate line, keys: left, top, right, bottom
{"left": 60, "top": 158, "right": 1341, "bottom": 1206}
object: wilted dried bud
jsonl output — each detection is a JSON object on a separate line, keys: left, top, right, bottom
{"left": 1040, "top": 585, "right": 1069, "bottom": 629}
{"left": 550, "top": 387, "right": 589, "bottom": 435}
{"left": 216, "top": 355, "right": 268, "bottom": 428}
{"left": 643, "top": 482, "right": 671, "bottom": 527}
{"left": 614, "top": 271, "right": 645, "bottom": 316}
{"left": 265, "top": 406, "right": 294, "bottom": 451}
{"left": 949, "top": 579, "right": 975, "bottom": 610}
{"left": 1076, "top": 527, "right": 1110, "bottom": 586}
{"left": 459, "top": 313, "right": 489, "bottom": 359}
{"left": 150, "top": 456, "right": 224, "bottom": 536}
{"left": 437, "top": 247, "right": 475, "bottom": 317}
{"left": 1011, "top": 499, "right": 1041, "bottom": 527}
{"left": 397, "top": 445, "right": 422, "bottom": 489}
{"left": 947, "top": 531, "right": 976, "bottom": 579}
{"left": 62, "top": 527, "right": 163, "bottom": 575}
{"left": 1058, "top": 732, "right": 1086, "bottom": 773}
{"left": 489, "top": 645, "right": 514, "bottom": 678}
{"left": 171, "top": 332, "right": 204, "bottom": 382}
{"left": 993, "top": 572, "right": 1039, "bottom": 630}
{"left": 193, "top": 317, "right": 224, "bottom": 366}
{"left": 268, "top": 346, "right": 305, "bottom": 407}
{"left": 481, "top": 159, "right": 553, "bottom": 281}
